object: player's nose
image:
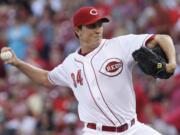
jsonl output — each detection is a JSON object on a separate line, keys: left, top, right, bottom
{"left": 94, "top": 27, "right": 102, "bottom": 34}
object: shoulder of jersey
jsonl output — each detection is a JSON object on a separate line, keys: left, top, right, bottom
{"left": 62, "top": 52, "right": 76, "bottom": 64}
{"left": 106, "top": 34, "right": 133, "bottom": 44}
{"left": 111, "top": 34, "right": 134, "bottom": 40}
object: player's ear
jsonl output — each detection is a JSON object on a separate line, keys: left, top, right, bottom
{"left": 74, "top": 29, "right": 79, "bottom": 38}
{"left": 74, "top": 26, "right": 82, "bottom": 38}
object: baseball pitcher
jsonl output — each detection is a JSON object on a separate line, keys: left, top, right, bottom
{"left": 1, "top": 6, "right": 176, "bottom": 135}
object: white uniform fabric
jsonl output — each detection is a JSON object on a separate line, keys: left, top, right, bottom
{"left": 48, "top": 34, "right": 162, "bottom": 134}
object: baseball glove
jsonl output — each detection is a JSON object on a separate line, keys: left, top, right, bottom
{"left": 132, "top": 45, "right": 173, "bottom": 79}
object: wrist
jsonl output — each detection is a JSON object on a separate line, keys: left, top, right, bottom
{"left": 13, "top": 58, "right": 22, "bottom": 67}
{"left": 169, "top": 59, "right": 176, "bottom": 65}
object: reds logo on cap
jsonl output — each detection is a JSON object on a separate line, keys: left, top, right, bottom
{"left": 73, "top": 6, "right": 109, "bottom": 27}
{"left": 100, "top": 58, "right": 123, "bottom": 77}
{"left": 89, "top": 9, "right": 98, "bottom": 15}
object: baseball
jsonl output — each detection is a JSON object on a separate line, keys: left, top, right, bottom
{"left": 0, "top": 51, "right": 13, "bottom": 61}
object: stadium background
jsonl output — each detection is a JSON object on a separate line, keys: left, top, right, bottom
{"left": 0, "top": 0, "right": 179, "bottom": 135}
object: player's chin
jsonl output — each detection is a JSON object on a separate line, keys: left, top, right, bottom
{"left": 94, "top": 37, "right": 102, "bottom": 44}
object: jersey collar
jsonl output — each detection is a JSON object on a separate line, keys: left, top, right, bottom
{"left": 76, "top": 39, "right": 106, "bottom": 59}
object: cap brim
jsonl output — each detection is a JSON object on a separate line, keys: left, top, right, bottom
{"left": 100, "top": 18, "right": 110, "bottom": 23}
{"left": 84, "top": 17, "right": 110, "bottom": 25}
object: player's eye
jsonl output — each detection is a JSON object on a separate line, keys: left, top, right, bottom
{"left": 86, "top": 21, "right": 103, "bottom": 29}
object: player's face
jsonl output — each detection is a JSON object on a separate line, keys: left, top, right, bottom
{"left": 76, "top": 21, "right": 103, "bottom": 50}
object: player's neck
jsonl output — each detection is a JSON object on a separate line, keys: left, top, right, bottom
{"left": 80, "top": 44, "right": 100, "bottom": 55}
{"left": 79, "top": 40, "right": 101, "bottom": 55}
{"left": 79, "top": 47, "right": 95, "bottom": 55}
{"left": 78, "top": 49, "right": 89, "bottom": 56}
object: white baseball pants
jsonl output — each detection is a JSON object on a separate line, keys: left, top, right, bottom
{"left": 81, "top": 121, "right": 162, "bottom": 135}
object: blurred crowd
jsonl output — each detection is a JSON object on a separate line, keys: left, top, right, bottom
{"left": 0, "top": 0, "right": 180, "bottom": 135}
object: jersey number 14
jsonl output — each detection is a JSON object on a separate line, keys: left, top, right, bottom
{"left": 71, "top": 69, "right": 83, "bottom": 88}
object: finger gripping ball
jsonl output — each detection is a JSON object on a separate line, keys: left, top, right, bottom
{"left": 0, "top": 51, "right": 12, "bottom": 61}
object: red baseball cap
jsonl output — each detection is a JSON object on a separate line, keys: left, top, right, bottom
{"left": 73, "top": 6, "right": 110, "bottom": 27}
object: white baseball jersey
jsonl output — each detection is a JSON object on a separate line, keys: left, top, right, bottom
{"left": 48, "top": 34, "right": 153, "bottom": 126}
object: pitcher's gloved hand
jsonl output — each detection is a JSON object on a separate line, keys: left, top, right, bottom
{"left": 132, "top": 46, "right": 174, "bottom": 79}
